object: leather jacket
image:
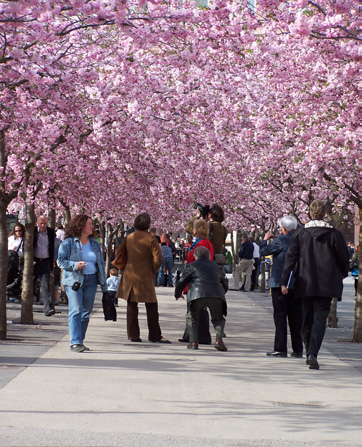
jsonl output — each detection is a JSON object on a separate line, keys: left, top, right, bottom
{"left": 175, "top": 259, "right": 228, "bottom": 309}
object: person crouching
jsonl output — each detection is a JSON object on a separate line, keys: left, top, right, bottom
{"left": 175, "top": 246, "right": 228, "bottom": 351}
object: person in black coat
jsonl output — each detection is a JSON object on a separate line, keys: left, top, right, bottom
{"left": 260, "top": 215, "right": 303, "bottom": 358}
{"left": 175, "top": 246, "right": 228, "bottom": 351}
{"left": 281, "top": 200, "right": 350, "bottom": 370}
{"left": 33, "top": 215, "right": 55, "bottom": 316}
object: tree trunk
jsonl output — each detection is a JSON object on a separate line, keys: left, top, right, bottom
{"left": 99, "top": 221, "right": 106, "bottom": 260}
{"left": 21, "top": 200, "right": 35, "bottom": 324}
{"left": 0, "top": 200, "right": 8, "bottom": 340}
{"left": 0, "top": 128, "right": 18, "bottom": 339}
{"left": 352, "top": 205, "right": 361, "bottom": 342}
{"left": 48, "top": 207, "right": 56, "bottom": 229}
{"left": 328, "top": 298, "right": 338, "bottom": 328}
{"left": 48, "top": 207, "right": 56, "bottom": 305}
{"left": 64, "top": 205, "right": 71, "bottom": 226}
{"left": 105, "top": 223, "right": 113, "bottom": 278}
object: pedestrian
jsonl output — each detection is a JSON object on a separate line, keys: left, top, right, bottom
{"left": 175, "top": 246, "right": 228, "bottom": 351}
{"left": 281, "top": 200, "right": 350, "bottom": 370}
{"left": 33, "top": 215, "right": 56, "bottom": 316}
{"left": 158, "top": 242, "right": 174, "bottom": 287}
{"left": 107, "top": 268, "right": 120, "bottom": 307}
{"left": 250, "top": 238, "right": 260, "bottom": 291}
{"left": 112, "top": 212, "right": 171, "bottom": 344}
{"left": 57, "top": 214, "right": 108, "bottom": 353}
{"left": 260, "top": 215, "right": 303, "bottom": 358}
{"left": 208, "top": 203, "right": 228, "bottom": 267}
{"left": 178, "top": 219, "right": 214, "bottom": 344}
{"left": 233, "top": 234, "right": 254, "bottom": 292}
{"left": 8, "top": 222, "right": 25, "bottom": 256}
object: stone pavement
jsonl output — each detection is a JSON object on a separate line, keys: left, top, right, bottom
{"left": 0, "top": 277, "right": 361, "bottom": 447}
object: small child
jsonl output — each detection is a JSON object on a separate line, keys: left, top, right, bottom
{"left": 106, "top": 268, "right": 120, "bottom": 307}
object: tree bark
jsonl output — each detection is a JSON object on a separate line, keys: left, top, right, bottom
{"left": 328, "top": 298, "right": 338, "bottom": 328}
{"left": 352, "top": 205, "right": 361, "bottom": 342}
{"left": 0, "top": 200, "right": 9, "bottom": 340}
{"left": 0, "top": 128, "right": 18, "bottom": 339}
{"left": 105, "top": 222, "right": 113, "bottom": 278}
{"left": 20, "top": 200, "right": 35, "bottom": 324}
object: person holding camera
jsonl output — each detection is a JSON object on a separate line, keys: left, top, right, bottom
{"left": 57, "top": 214, "right": 107, "bottom": 353}
{"left": 185, "top": 203, "right": 210, "bottom": 235}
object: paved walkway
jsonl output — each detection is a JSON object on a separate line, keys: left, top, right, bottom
{"left": 0, "top": 277, "right": 361, "bottom": 447}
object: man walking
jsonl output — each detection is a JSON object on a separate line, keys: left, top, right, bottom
{"left": 281, "top": 200, "right": 350, "bottom": 370}
{"left": 34, "top": 215, "right": 55, "bottom": 316}
{"left": 233, "top": 234, "right": 254, "bottom": 292}
{"left": 260, "top": 215, "right": 303, "bottom": 358}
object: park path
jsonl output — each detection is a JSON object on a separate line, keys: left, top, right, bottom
{"left": 0, "top": 277, "right": 361, "bottom": 447}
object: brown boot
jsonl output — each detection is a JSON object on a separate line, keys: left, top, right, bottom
{"left": 187, "top": 342, "right": 198, "bottom": 350}
{"left": 215, "top": 339, "right": 228, "bottom": 352}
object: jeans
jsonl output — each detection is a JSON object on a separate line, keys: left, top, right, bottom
{"left": 66, "top": 273, "right": 98, "bottom": 346}
{"left": 158, "top": 258, "right": 174, "bottom": 286}
{"left": 33, "top": 258, "right": 52, "bottom": 313}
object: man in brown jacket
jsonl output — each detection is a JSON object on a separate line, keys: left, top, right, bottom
{"left": 113, "top": 212, "right": 171, "bottom": 343}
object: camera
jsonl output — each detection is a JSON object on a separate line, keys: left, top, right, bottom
{"left": 193, "top": 202, "right": 210, "bottom": 218}
{"left": 72, "top": 282, "right": 81, "bottom": 291}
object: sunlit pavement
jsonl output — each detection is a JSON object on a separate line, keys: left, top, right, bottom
{"left": 0, "top": 277, "right": 361, "bottom": 447}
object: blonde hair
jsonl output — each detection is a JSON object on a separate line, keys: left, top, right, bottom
{"left": 194, "top": 219, "right": 209, "bottom": 239}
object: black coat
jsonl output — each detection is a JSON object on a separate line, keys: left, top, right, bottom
{"left": 33, "top": 227, "right": 55, "bottom": 271}
{"left": 175, "top": 259, "right": 228, "bottom": 313}
{"left": 281, "top": 224, "right": 350, "bottom": 299}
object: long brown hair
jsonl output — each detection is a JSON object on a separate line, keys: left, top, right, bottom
{"left": 64, "top": 214, "right": 96, "bottom": 239}
{"left": 9, "top": 222, "right": 25, "bottom": 238}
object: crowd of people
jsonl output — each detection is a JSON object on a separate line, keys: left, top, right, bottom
{"left": 6, "top": 200, "right": 357, "bottom": 369}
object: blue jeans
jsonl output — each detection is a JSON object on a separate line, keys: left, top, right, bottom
{"left": 66, "top": 273, "right": 98, "bottom": 345}
{"left": 158, "top": 258, "right": 174, "bottom": 286}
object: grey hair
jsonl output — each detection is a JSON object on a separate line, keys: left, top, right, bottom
{"left": 194, "top": 246, "right": 210, "bottom": 260}
{"left": 279, "top": 215, "right": 297, "bottom": 231}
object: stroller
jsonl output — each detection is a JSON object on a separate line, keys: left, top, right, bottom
{"left": 7, "top": 250, "right": 22, "bottom": 300}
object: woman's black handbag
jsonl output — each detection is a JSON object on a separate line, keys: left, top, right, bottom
{"left": 102, "top": 292, "right": 117, "bottom": 321}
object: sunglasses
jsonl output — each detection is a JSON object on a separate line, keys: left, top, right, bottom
{"left": 15, "top": 230, "right": 22, "bottom": 232}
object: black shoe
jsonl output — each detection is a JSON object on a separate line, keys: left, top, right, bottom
{"left": 291, "top": 352, "right": 303, "bottom": 358}
{"left": 306, "top": 353, "right": 319, "bottom": 370}
{"left": 178, "top": 338, "right": 188, "bottom": 343}
{"left": 45, "top": 309, "right": 55, "bottom": 316}
{"left": 131, "top": 338, "right": 143, "bottom": 342}
{"left": 215, "top": 339, "right": 228, "bottom": 352}
{"left": 81, "top": 344, "right": 90, "bottom": 351}
{"left": 151, "top": 338, "right": 171, "bottom": 344}
{"left": 266, "top": 351, "right": 287, "bottom": 357}
{"left": 70, "top": 344, "right": 85, "bottom": 353}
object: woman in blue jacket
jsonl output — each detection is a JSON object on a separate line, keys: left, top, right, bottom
{"left": 58, "top": 214, "right": 107, "bottom": 353}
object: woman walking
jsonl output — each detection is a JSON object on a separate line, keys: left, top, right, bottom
{"left": 113, "top": 212, "right": 170, "bottom": 343}
{"left": 57, "top": 214, "right": 107, "bottom": 353}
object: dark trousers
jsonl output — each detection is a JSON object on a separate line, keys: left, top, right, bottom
{"left": 271, "top": 288, "right": 303, "bottom": 353}
{"left": 33, "top": 258, "right": 52, "bottom": 313}
{"left": 301, "top": 296, "right": 332, "bottom": 357}
{"left": 127, "top": 301, "right": 162, "bottom": 342}
{"left": 187, "top": 298, "right": 226, "bottom": 343}
{"left": 251, "top": 258, "right": 259, "bottom": 290}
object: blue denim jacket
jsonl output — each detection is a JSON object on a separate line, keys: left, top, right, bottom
{"left": 57, "top": 237, "right": 107, "bottom": 292}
